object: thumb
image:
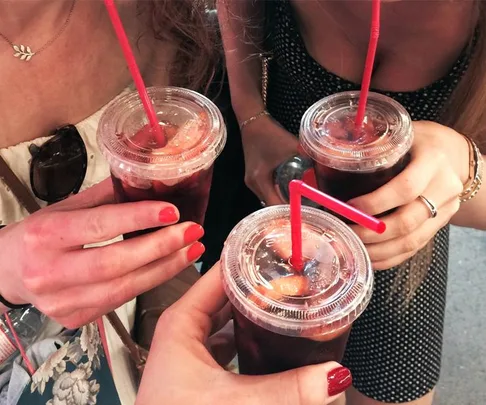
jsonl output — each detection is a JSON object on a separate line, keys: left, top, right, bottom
{"left": 235, "top": 362, "right": 351, "bottom": 405}
{"left": 261, "top": 183, "right": 286, "bottom": 206}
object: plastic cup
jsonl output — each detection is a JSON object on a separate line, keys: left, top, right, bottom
{"left": 97, "top": 87, "right": 226, "bottom": 236}
{"left": 221, "top": 205, "right": 373, "bottom": 375}
{"left": 300, "top": 91, "right": 413, "bottom": 203}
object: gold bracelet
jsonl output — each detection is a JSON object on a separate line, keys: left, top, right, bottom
{"left": 239, "top": 110, "right": 270, "bottom": 131}
{"left": 459, "top": 136, "right": 483, "bottom": 202}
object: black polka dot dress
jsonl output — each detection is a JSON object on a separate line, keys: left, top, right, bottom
{"left": 264, "top": 1, "right": 475, "bottom": 402}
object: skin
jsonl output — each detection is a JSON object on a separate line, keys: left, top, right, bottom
{"left": 137, "top": 264, "right": 348, "bottom": 405}
{"left": 219, "top": 1, "right": 486, "bottom": 404}
{"left": 0, "top": 0, "right": 182, "bottom": 323}
{"left": 0, "top": 2, "right": 350, "bottom": 403}
{"left": 0, "top": 0, "right": 174, "bottom": 147}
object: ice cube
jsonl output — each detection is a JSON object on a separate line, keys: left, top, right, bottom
{"left": 121, "top": 173, "right": 152, "bottom": 189}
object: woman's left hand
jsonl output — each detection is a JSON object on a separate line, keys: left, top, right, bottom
{"left": 349, "top": 121, "right": 469, "bottom": 270}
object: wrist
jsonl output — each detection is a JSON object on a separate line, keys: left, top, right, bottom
{"left": 239, "top": 110, "right": 271, "bottom": 132}
{"left": 457, "top": 133, "right": 472, "bottom": 185}
{"left": 0, "top": 285, "right": 27, "bottom": 310}
{"left": 457, "top": 134, "right": 484, "bottom": 203}
{"left": 231, "top": 96, "right": 266, "bottom": 124}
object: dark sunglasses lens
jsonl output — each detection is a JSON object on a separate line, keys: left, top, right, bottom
{"left": 31, "top": 126, "right": 87, "bottom": 203}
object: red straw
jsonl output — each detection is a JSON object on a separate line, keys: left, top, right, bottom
{"left": 355, "top": 0, "right": 381, "bottom": 128}
{"left": 103, "top": 0, "right": 166, "bottom": 146}
{"left": 4, "top": 312, "right": 35, "bottom": 376}
{"left": 289, "top": 180, "right": 386, "bottom": 270}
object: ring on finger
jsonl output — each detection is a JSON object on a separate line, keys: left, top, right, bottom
{"left": 418, "top": 195, "right": 438, "bottom": 219}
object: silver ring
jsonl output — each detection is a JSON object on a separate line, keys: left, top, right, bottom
{"left": 418, "top": 195, "right": 438, "bottom": 218}
{"left": 260, "top": 200, "right": 267, "bottom": 208}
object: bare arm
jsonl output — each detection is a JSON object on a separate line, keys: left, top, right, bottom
{"left": 451, "top": 154, "right": 486, "bottom": 230}
{"left": 217, "top": 0, "right": 266, "bottom": 122}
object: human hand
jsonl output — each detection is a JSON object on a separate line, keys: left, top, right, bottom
{"left": 0, "top": 179, "right": 205, "bottom": 328}
{"left": 349, "top": 121, "right": 468, "bottom": 270}
{"left": 242, "top": 116, "right": 299, "bottom": 206}
{"left": 136, "top": 264, "right": 352, "bottom": 405}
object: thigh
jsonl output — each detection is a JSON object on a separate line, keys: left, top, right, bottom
{"left": 342, "top": 227, "right": 449, "bottom": 403}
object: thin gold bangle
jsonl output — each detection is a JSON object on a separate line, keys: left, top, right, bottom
{"left": 239, "top": 110, "right": 270, "bottom": 131}
{"left": 459, "top": 136, "right": 483, "bottom": 202}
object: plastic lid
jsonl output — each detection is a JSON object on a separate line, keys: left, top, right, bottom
{"left": 97, "top": 87, "right": 226, "bottom": 181}
{"left": 221, "top": 206, "right": 373, "bottom": 338}
{"left": 300, "top": 91, "right": 413, "bottom": 172}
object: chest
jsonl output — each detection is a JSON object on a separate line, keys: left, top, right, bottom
{"left": 0, "top": 4, "right": 172, "bottom": 148}
{"left": 284, "top": 1, "right": 468, "bottom": 94}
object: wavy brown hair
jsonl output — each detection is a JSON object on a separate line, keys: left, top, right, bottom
{"left": 397, "top": 2, "right": 485, "bottom": 301}
{"left": 138, "top": 0, "right": 220, "bottom": 94}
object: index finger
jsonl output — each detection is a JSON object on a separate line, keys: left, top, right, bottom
{"left": 48, "top": 178, "right": 115, "bottom": 212}
{"left": 41, "top": 201, "right": 180, "bottom": 248}
{"left": 348, "top": 147, "right": 439, "bottom": 215}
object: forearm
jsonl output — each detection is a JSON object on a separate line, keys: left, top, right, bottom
{"left": 217, "top": 0, "right": 266, "bottom": 121}
{"left": 451, "top": 154, "right": 486, "bottom": 230}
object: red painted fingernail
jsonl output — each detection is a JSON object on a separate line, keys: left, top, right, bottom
{"left": 159, "top": 207, "right": 178, "bottom": 223}
{"left": 184, "top": 224, "right": 205, "bottom": 244}
{"left": 328, "top": 366, "right": 352, "bottom": 397}
{"left": 187, "top": 242, "right": 205, "bottom": 262}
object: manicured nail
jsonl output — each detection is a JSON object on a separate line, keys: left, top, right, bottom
{"left": 328, "top": 366, "right": 352, "bottom": 397}
{"left": 184, "top": 224, "right": 205, "bottom": 244}
{"left": 187, "top": 242, "right": 205, "bottom": 262}
{"left": 159, "top": 207, "right": 178, "bottom": 223}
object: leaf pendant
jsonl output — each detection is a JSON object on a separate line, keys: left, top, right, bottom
{"left": 12, "top": 44, "right": 35, "bottom": 61}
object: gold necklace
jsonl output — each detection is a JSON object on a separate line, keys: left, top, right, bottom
{"left": 0, "top": 0, "right": 76, "bottom": 62}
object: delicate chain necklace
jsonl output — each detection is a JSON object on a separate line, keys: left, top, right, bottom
{"left": 0, "top": 0, "right": 76, "bottom": 62}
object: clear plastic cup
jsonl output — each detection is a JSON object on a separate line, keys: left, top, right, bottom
{"left": 221, "top": 205, "right": 373, "bottom": 375}
{"left": 97, "top": 87, "right": 226, "bottom": 234}
{"left": 300, "top": 91, "right": 413, "bottom": 203}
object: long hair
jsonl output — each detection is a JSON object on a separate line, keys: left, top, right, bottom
{"left": 443, "top": 3, "right": 486, "bottom": 149}
{"left": 139, "top": 0, "right": 220, "bottom": 94}
{"left": 400, "top": 3, "right": 485, "bottom": 301}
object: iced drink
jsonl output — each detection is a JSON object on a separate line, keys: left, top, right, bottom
{"left": 300, "top": 91, "right": 413, "bottom": 203}
{"left": 221, "top": 206, "right": 373, "bottom": 375}
{"left": 97, "top": 87, "right": 226, "bottom": 236}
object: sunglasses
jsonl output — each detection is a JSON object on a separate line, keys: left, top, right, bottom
{"left": 29, "top": 125, "right": 87, "bottom": 203}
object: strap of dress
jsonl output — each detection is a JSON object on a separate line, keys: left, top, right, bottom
{"left": 0, "top": 155, "right": 41, "bottom": 214}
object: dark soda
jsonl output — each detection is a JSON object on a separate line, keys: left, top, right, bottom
{"left": 233, "top": 307, "right": 351, "bottom": 375}
{"left": 221, "top": 206, "right": 373, "bottom": 377}
{"left": 300, "top": 92, "right": 413, "bottom": 207}
{"left": 110, "top": 121, "right": 215, "bottom": 238}
{"left": 98, "top": 87, "right": 226, "bottom": 238}
{"left": 314, "top": 153, "right": 410, "bottom": 203}
{"left": 111, "top": 166, "right": 213, "bottom": 238}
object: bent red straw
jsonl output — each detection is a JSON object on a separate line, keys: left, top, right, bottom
{"left": 103, "top": 0, "right": 166, "bottom": 146}
{"left": 355, "top": 0, "right": 381, "bottom": 128}
{"left": 289, "top": 180, "right": 386, "bottom": 270}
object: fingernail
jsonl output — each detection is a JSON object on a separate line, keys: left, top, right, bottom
{"left": 328, "top": 366, "right": 352, "bottom": 397}
{"left": 184, "top": 224, "right": 205, "bottom": 244}
{"left": 187, "top": 242, "right": 205, "bottom": 262}
{"left": 159, "top": 207, "right": 178, "bottom": 223}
